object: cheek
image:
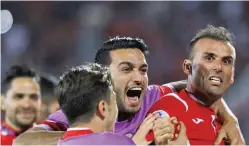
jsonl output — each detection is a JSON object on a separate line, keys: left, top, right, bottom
{"left": 144, "top": 75, "right": 148, "bottom": 84}
{"left": 193, "top": 63, "right": 209, "bottom": 77}
{"left": 5, "top": 100, "right": 18, "bottom": 110}
{"left": 224, "top": 69, "right": 233, "bottom": 81}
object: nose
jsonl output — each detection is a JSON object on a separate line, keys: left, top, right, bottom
{"left": 213, "top": 59, "right": 223, "bottom": 73}
{"left": 21, "top": 96, "right": 33, "bottom": 108}
{"left": 131, "top": 70, "right": 144, "bottom": 85}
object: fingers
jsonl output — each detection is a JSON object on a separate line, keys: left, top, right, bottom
{"left": 139, "top": 113, "right": 160, "bottom": 135}
{"left": 177, "top": 121, "right": 186, "bottom": 136}
{"left": 153, "top": 125, "right": 174, "bottom": 138}
{"left": 156, "top": 133, "right": 174, "bottom": 144}
{"left": 153, "top": 118, "right": 176, "bottom": 145}
{"left": 168, "top": 121, "right": 189, "bottom": 145}
{"left": 230, "top": 138, "right": 238, "bottom": 145}
{"left": 237, "top": 136, "right": 246, "bottom": 145}
{"left": 153, "top": 117, "right": 172, "bottom": 129}
{"left": 132, "top": 113, "right": 160, "bottom": 145}
{"left": 214, "top": 129, "right": 227, "bottom": 145}
{"left": 237, "top": 130, "right": 246, "bottom": 145}
{"left": 143, "top": 113, "right": 153, "bottom": 122}
{"left": 170, "top": 117, "right": 179, "bottom": 125}
{"left": 228, "top": 132, "right": 239, "bottom": 145}
{"left": 142, "top": 113, "right": 160, "bottom": 125}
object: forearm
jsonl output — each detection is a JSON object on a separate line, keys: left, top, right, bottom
{"left": 216, "top": 98, "right": 237, "bottom": 124}
{"left": 13, "top": 130, "right": 64, "bottom": 145}
{"left": 168, "top": 80, "right": 187, "bottom": 92}
{"left": 214, "top": 98, "right": 245, "bottom": 145}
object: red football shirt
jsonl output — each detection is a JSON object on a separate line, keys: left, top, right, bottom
{"left": 147, "top": 89, "right": 225, "bottom": 145}
{"left": 1, "top": 122, "right": 21, "bottom": 145}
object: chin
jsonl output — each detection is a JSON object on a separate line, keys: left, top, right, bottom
{"left": 17, "top": 118, "right": 36, "bottom": 126}
{"left": 126, "top": 105, "right": 141, "bottom": 113}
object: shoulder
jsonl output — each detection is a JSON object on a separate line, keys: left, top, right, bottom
{"left": 149, "top": 90, "right": 189, "bottom": 113}
{"left": 145, "top": 85, "right": 162, "bottom": 98}
{"left": 100, "top": 132, "right": 135, "bottom": 144}
{"left": 59, "top": 132, "right": 135, "bottom": 145}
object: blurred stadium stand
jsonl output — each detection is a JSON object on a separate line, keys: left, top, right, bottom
{"left": 1, "top": 1, "right": 249, "bottom": 142}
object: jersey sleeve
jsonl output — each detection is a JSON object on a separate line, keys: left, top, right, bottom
{"left": 148, "top": 93, "right": 187, "bottom": 117}
{"left": 157, "top": 84, "right": 176, "bottom": 97}
{"left": 38, "top": 110, "right": 69, "bottom": 131}
{"left": 145, "top": 93, "right": 187, "bottom": 142}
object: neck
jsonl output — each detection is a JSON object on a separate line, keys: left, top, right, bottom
{"left": 5, "top": 117, "right": 29, "bottom": 132}
{"left": 117, "top": 111, "right": 135, "bottom": 122}
{"left": 71, "top": 118, "right": 105, "bottom": 133}
{"left": 186, "top": 82, "right": 220, "bottom": 107}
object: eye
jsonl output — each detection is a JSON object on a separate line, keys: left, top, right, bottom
{"left": 141, "top": 68, "right": 148, "bottom": 73}
{"left": 14, "top": 93, "right": 24, "bottom": 100}
{"left": 121, "top": 67, "right": 132, "bottom": 72}
{"left": 30, "top": 94, "right": 39, "bottom": 101}
{"left": 204, "top": 55, "right": 214, "bottom": 61}
{"left": 223, "top": 58, "right": 232, "bottom": 65}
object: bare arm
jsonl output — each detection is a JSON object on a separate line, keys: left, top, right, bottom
{"left": 13, "top": 127, "right": 64, "bottom": 146}
{"left": 214, "top": 98, "right": 245, "bottom": 145}
{"left": 168, "top": 80, "right": 187, "bottom": 92}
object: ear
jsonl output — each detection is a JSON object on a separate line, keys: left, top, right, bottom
{"left": 182, "top": 59, "right": 192, "bottom": 75}
{"left": 230, "top": 67, "right": 235, "bottom": 84}
{"left": 96, "top": 100, "right": 108, "bottom": 120}
{"left": 1, "top": 95, "right": 6, "bottom": 111}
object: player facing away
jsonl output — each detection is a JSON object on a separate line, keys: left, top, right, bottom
{"left": 1, "top": 65, "right": 41, "bottom": 145}
{"left": 147, "top": 25, "right": 245, "bottom": 145}
{"left": 57, "top": 63, "right": 135, "bottom": 145}
{"left": 14, "top": 36, "right": 244, "bottom": 145}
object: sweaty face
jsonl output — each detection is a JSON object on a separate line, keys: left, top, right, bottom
{"left": 189, "top": 38, "right": 235, "bottom": 101}
{"left": 4, "top": 77, "right": 41, "bottom": 129}
{"left": 109, "top": 49, "right": 148, "bottom": 114}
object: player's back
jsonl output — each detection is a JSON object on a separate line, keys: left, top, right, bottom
{"left": 57, "top": 132, "right": 135, "bottom": 145}
{"left": 148, "top": 89, "right": 225, "bottom": 145}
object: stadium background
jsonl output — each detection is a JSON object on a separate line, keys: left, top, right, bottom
{"left": 1, "top": 1, "right": 249, "bottom": 143}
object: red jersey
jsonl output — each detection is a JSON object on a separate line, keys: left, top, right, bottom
{"left": 1, "top": 122, "right": 21, "bottom": 145}
{"left": 147, "top": 89, "right": 225, "bottom": 145}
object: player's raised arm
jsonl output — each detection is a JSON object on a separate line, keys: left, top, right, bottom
{"left": 214, "top": 98, "right": 245, "bottom": 145}
{"left": 13, "top": 109, "right": 68, "bottom": 145}
{"left": 167, "top": 80, "right": 187, "bottom": 92}
{"left": 13, "top": 129, "right": 64, "bottom": 146}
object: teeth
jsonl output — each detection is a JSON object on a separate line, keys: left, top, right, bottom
{"left": 130, "top": 88, "right": 142, "bottom": 91}
{"left": 210, "top": 77, "right": 221, "bottom": 82}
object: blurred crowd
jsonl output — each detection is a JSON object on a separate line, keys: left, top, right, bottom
{"left": 1, "top": 1, "right": 249, "bottom": 143}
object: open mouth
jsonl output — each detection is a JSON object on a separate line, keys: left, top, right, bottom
{"left": 125, "top": 87, "right": 142, "bottom": 106}
{"left": 209, "top": 76, "right": 223, "bottom": 85}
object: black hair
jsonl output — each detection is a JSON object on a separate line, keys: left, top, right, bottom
{"left": 95, "top": 36, "right": 149, "bottom": 65}
{"left": 56, "top": 63, "right": 112, "bottom": 125}
{"left": 1, "top": 65, "right": 40, "bottom": 94}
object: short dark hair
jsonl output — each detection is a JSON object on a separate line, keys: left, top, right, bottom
{"left": 1, "top": 65, "right": 40, "bottom": 94}
{"left": 188, "top": 24, "right": 235, "bottom": 60}
{"left": 56, "top": 63, "right": 112, "bottom": 125}
{"left": 95, "top": 36, "right": 149, "bottom": 65}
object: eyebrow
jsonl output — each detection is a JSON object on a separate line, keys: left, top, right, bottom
{"left": 203, "top": 52, "right": 217, "bottom": 57}
{"left": 223, "top": 56, "right": 234, "bottom": 61}
{"left": 203, "top": 52, "right": 234, "bottom": 60}
{"left": 140, "top": 64, "right": 148, "bottom": 68}
{"left": 14, "top": 92, "right": 38, "bottom": 95}
{"left": 118, "top": 62, "right": 133, "bottom": 67}
{"left": 118, "top": 62, "right": 148, "bottom": 68}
